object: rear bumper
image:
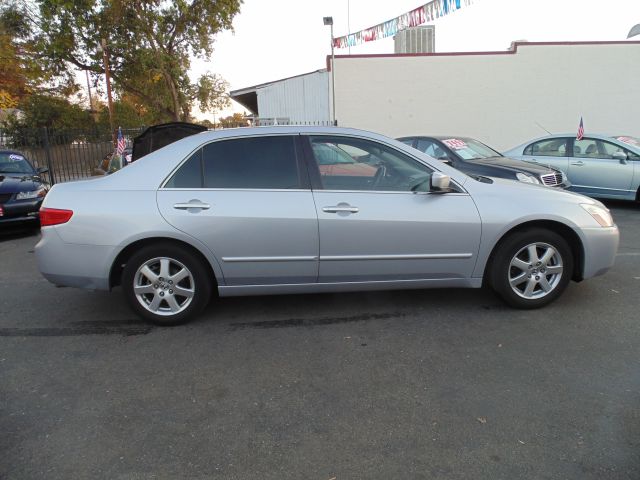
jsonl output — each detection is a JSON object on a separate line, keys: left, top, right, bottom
{"left": 35, "top": 227, "right": 113, "bottom": 290}
{"left": 581, "top": 226, "right": 620, "bottom": 279}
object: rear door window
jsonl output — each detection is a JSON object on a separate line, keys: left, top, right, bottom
{"left": 524, "top": 138, "right": 568, "bottom": 157}
{"left": 202, "top": 136, "right": 300, "bottom": 189}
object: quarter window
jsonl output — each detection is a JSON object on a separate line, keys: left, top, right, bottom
{"left": 165, "top": 149, "right": 203, "bottom": 188}
{"left": 524, "top": 139, "right": 568, "bottom": 157}
{"left": 308, "top": 136, "right": 433, "bottom": 192}
{"left": 202, "top": 136, "right": 300, "bottom": 189}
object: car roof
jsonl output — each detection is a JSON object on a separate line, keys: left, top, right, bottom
{"left": 506, "top": 133, "right": 640, "bottom": 152}
{"left": 398, "top": 135, "right": 475, "bottom": 141}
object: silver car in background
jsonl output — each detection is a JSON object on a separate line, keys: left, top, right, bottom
{"left": 505, "top": 134, "right": 640, "bottom": 201}
{"left": 35, "top": 127, "right": 619, "bottom": 325}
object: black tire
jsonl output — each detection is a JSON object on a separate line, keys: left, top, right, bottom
{"left": 122, "top": 243, "right": 212, "bottom": 326}
{"left": 489, "top": 228, "right": 573, "bottom": 309}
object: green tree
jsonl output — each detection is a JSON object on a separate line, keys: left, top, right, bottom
{"left": 196, "top": 119, "right": 215, "bottom": 129}
{"left": 219, "top": 112, "right": 248, "bottom": 128}
{"left": 7, "top": 95, "right": 92, "bottom": 131}
{"left": 96, "top": 97, "right": 154, "bottom": 130}
{"left": 31, "top": 0, "right": 241, "bottom": 122}
{"left": 0, "top": 3, "right": 76, "bottom": 107}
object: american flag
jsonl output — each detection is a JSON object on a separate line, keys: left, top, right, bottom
{"left": 116, "top": 127, "right": 126, "bottom": 155}
{"left": 576, "top": 117, "right": 584, "bottom": 141}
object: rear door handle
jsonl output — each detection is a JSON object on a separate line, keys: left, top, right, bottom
{"left": 571, "top": 161, "right": 585, "bottom": 166}
{"left": 174, "top": 201, "right": 211, "bottom": 210}
{"left": 322, "top": 205, "right": 359, "bottom": 214}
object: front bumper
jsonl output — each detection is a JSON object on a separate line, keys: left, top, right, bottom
{"left": 0, "top": 198, "right": 43, "bottom": 225}
{"left": 35, "top": 226, "right": 114, "bottom": 290}
{"left": 580, "top": 225, "right": 620, "bottom": 279}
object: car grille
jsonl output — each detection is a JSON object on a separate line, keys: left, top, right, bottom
{"left": 540, "top": 172, "right": 563, "bottom": 187}
{"left": 0, "top": 193, "right": 13, "bottom": 204}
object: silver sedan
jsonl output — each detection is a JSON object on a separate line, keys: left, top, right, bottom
{"left": 505, "top": 134, "right": 640, "bottom": 201}
{"left": 35, "top": 126, "right": 619, "bottom": 325}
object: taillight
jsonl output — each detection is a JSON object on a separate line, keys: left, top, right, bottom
{"left": 40, "top": 207, "right": 73, "bottom": 226}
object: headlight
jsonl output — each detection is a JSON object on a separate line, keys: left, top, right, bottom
{"left": 516, "top": 172, "right": 541, "bottom": 184}
{"left": 16, "top": 187, "right": 47, "bottom": 200}
{"left": 581, "top": 203, "right": 614, "bottom": 227}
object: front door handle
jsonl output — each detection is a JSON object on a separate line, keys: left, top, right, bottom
{"left": 174, "top": 201, "right": 211, "bottom": 210}
{"left": 322, "top": 205, "right": 359, "bottom": 214}
{"left": 571, "top": 160, "right": 585, "bottom": 166}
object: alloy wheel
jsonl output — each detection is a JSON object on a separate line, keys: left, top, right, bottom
{"left": 133, "top": 257, "right": 195, "bottom": 316}
{"left": 508, "top": 242, "right": 564, "bottom": 299}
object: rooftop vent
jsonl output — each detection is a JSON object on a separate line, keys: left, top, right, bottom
{"left": 394, "top": 26, "right": 435, "bottom": 54}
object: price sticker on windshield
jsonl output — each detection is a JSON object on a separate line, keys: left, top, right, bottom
{"left": 8, "top": 154, "right": 24, "bottom": 162}
{"left": 442, "top": 139, "right": 467, "bottom": 150}
{"left": 617, "top": 136, "right": 640, "bottom": 147}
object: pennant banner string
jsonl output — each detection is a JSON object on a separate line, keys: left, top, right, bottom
{"left": 333, "top": 0, "right": 475, "bottom": 49}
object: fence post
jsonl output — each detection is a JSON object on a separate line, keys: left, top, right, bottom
{"left": 42, "top": 127, "right": 56, "bottom": 186}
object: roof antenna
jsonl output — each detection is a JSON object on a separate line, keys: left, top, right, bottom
{"left": 534, "top": 121, "right": 552, "bottom": 135}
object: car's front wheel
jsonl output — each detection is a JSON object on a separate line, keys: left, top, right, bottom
{"left": 122, "top": 243, "right": 212, "bottom": 325}
{"left": 489, "top": 229, "right": 573, "bottom": 309}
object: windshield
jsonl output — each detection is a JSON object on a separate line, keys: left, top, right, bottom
{"left": 441, "top": 138, "right": 502, "bottom": 160}
{"left": 0, "top": 152, "right": 35, "bottom": 174}
{"left": 614, "top": 136, "right": 640, "bottom": 149}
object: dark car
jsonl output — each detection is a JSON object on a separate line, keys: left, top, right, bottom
{"left": 0, "top": 150, "right": 49, "bottom": 226}
{"left": 397, "top": 136, "right": 569, "bottom": 188}
{"left": 131, "top": 122, "right": 207, "bottom": 161}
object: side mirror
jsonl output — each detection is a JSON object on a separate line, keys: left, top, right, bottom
{"left": 431, "top": 172, "right": 451, "bottom": 192}
{"left": 37, "top": 167, "right": 49, "bottom": 174}
{"left": 612, "top": 151, "right": 628, "bottom": 163}
{"left": 438, "top": 157, "right": 453, "bottom": 165}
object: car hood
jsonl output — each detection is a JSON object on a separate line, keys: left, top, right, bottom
{"left": 0, "top": 174, "right": 42, "bottom": 193}
{"left": 464, "top": 156, "right": 556, "bottom": 174}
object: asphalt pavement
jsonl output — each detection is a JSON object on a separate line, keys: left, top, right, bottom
{"left": 1, "top": 201, "right": 639, "bottom": 480}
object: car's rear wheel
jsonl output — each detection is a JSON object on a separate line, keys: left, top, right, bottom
{"left": 122, "top": 244, "right": 212, "bottom": 325}
{"left": 489, "top": 229, "right": 573, "bottom": 309}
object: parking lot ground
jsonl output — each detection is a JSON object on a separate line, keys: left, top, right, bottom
{"left": 1, "top": 202, "right": 639, "bottom": 480}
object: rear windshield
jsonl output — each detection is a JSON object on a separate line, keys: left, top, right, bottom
{"left": 0, "top": 152, "right": 35, "bottom": 174}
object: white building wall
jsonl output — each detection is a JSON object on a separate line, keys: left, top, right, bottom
{"left": 333, "top": 42, "right": 640, "bottom": 150}
{"left": 257, "top": 71, "right": 330, "bottom": 123}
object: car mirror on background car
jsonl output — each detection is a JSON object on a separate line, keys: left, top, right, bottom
{"left": 37, "top": 167, "right": 49, "bottom": 174}
{"left": 612, "top": 151, "right": 628, "bottom": 163}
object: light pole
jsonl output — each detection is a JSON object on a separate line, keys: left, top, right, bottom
{"left": 98, "top": 38, "right": 116, "bottom": 145}
{"left": 323, "top": 16, "right": 336, "bottom": 125}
